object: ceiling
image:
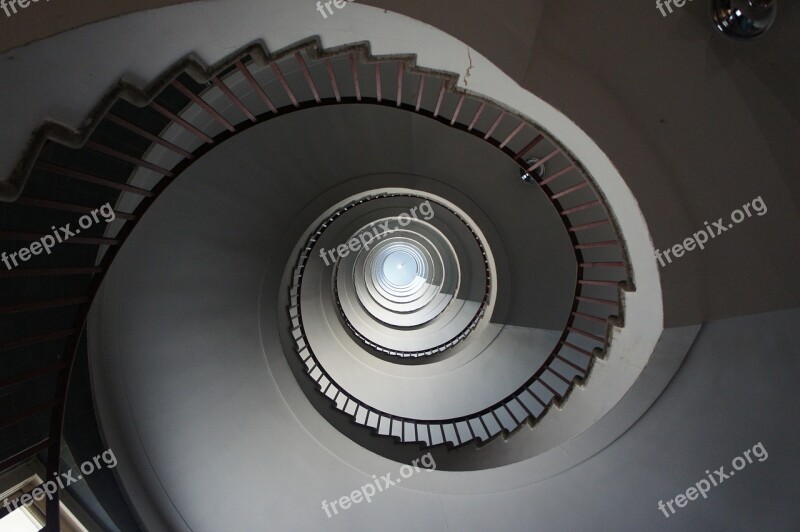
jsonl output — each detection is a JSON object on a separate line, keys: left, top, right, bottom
{"left": 1, "top": 0, "right": 798, "bottom": 325}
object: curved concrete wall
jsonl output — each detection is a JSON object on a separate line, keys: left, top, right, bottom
{"left": 74, "top": 2, "right": 669, "bottom": 528}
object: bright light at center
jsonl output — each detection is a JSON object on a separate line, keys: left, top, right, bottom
{"left": 381, "top": 249, "right": 418, "bottom": 286}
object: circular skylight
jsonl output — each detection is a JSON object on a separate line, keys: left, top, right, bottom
{"left": 380, "top": 248, "right": 422, "bottom": 288}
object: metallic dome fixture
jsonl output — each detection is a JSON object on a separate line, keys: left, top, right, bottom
{"left": 711, "top": 0, "right": 777, "bottom": 40}
{"left": 520, "top": 157, "right": 545, "bottom": 184}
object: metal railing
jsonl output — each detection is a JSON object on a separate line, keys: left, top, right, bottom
{"left": 0, "top": 39, "right": 630, "bottom": 528}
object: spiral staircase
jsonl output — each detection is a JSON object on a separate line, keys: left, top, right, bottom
{"left": 0, "top": 2, "right": 797, "bottom": 531}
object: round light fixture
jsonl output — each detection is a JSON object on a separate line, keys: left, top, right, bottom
{"left": 711, "top": 0, "right": 777, "bottom": 40}
{"left": 520, "top": 157, "right": 545, "bottom": 184}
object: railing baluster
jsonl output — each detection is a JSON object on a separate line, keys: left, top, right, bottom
{"left": 483, "top": 111, "right": 505, "bottom": 140}
{"left": 450, "top": 94, "right": 465, "bottom": 125}
{"left": 16, "top": 197, "right": 136, "bottom": 220}
{"left": 546, "top": 367, "right": 573, "bottom": 386}
{"left": 375, "top": 64, "right": 382, "bottom": 103}
{"left": 0, "top": 267, "right": 103, "bottom": 278}
{"left": 322, "top": 59, "right": 341, "bottom": 103}
{"left": 552, "top": 181, "right": 589, "bottom": 199}
{"left": 295, "top": 52, "right": 321, "bottom": 103}
{"left": 567, "top": 326, "right": 606, "bottom": 343}
{"left": 528, "top": 147, "right": 561, "bottom": 172}
{"left": 540, "top": 164, "right": 575, "bottom": 186}
{"left": 85, "top": 141, "right": 173, "bottom": 176}
{"left": 576, "top": 295, "right": 618, "bottom": 307}
{"left": 349, "top": 54, "right": 361, "bottom": 101}
{"left": 171, "top": 80, "right": 236, "bottom": 132}
{"left": 514, "top": 134, "right": 544, "bottom": 160}
{"left": 0, "top": 231, "right": 119, "bottom": 246}
{"left": 151, "top": 102, "right": 215, "bottom": 144}
{"left": 556, "top": 354, "right": 587, "bottom": 373}
{"left": 561, "top": 200, "right": 601, "bottom": 215}
{"left": 579, "top": 262, "right": 625, "bottom": 268}
{"left": 499, "top": 122, "right": 526, "bottom": 149}
{"left": 35, "top": 162, "right": 155, "bottom": 196}
{"left": 105, "top": 113, "right": 195, "bottom": 159}
{"left": 236, "top": 60, "right": 278, "bottom": 114}
{"left": 468, "top": 102, "right": 486, "bottom": 131}
{"left": 396, "top": 63, "right": 403, "bottom": 107}
{"left": 433, "top": 80, "right": 446, "bottom": 117}
{"left": 560, "top": 341, "right": 595, "bottom": 357}
{"left": 213, "top": 76, "right": 257, "bottom": 122}
{"left": 415, "top": 73, "right": 425, "bottom": 111}
{"left": 575, "top": 240, "right": 618, "bottom": 249}
{"left": 0, "top": 439, "right": 50, "bottom": 475}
